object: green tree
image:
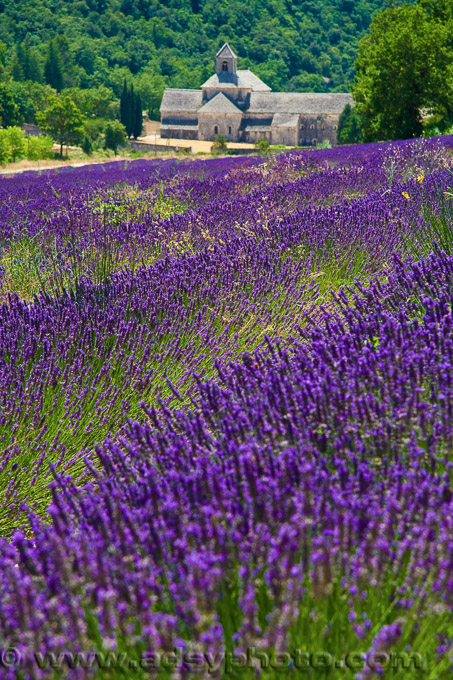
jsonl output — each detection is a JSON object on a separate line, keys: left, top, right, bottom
{"left": 9, "top": 82, "right": 55, "bottom": 124}
{"left": 53, "top": 35, "right": 79, "bottom": 89}
{"left": 83, "top": 117, "right": 106, "bottom": 147}
{"left": 11, "top": 43, "right": 25, "bottom": 81}
{"left": 337, "top": 104, "right": 363, "bottom": 144}
{"left": 127, "top": 84, "right": 136, "bottom": 138}
{"left": 12, "top": 41, "right": 42, "bottom": 83}
{"left": 44, "top": 41, "right": 64, "bottom": 92}
{"left": 133, "top": 92, "right": 142, "bottom": 139}
{"left": 5, "top": 126, "right": 26, "bottom": 162}
{"left": 0, "top": 130, "right": 11, "bottom": 165}
{"left": 36, "top": 95, "right": 85, "bottom": 157}
{"left": 352, "top": 5, "right": 453, "bottom": 141}
{"left": 66, "top": 86, "right": 118, "bottom": 119}
{"left": 120, "top": 80, "right": 131, "bottom": 134}
{"left": 0, "top": 84, "right": 23, "bottom": 127}
{"left": 104, "top": 120, "right": 126, "bottom": 155}
{"left": 81, "top": 135, "right": 93, "bottom": 155}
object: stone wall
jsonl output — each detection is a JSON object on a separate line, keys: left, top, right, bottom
{"left": 271, "top": 127, "right": 298, "bottom": 146}
{"left": 298, "top": 114, "right": 338, "bottom": 146}
{"left": 198, "top": 112, "right": 243, "bottom": 141}
{"left": 160, "top": 126, "right": 198, "bottom": 140}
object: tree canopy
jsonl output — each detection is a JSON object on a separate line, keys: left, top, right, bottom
{"left": 0, "top": 0, "right": 386, "bottom": 100}
{"left": 0, "top": 83, "right": 23, "bottom": 127}
{"left": 352, "top": 3, "right": 453, "bottom": 141}
{"left": 36, "top": 95, "right": 85, "bottom": 156}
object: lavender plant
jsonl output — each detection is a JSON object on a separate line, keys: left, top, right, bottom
{"left": 0, "top": 137, "right": 452, "bottom": 678}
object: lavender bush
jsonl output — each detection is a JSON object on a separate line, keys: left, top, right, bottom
{"left": 0, "top": 137, "right": 453, "bottom": 678}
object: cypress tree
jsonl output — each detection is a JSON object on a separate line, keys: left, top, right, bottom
{"left": 127, "top": 84, "right": 135, "bottom": 138}
{"left": 133, "top": 93, "right": 142, "bottom": 139}
{"left": 120, "top": 80, "right": 130, "bottom": 133}
{"left": 44, "top": 41, "right": 64, "bottom": 92}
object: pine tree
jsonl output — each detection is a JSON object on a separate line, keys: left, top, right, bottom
{"left": 11, "top": 44, "right": 25, "bottom": 81}
{"left": 133, "top": 93, "right": 142, "bottom": 139}
{"left": 26, "top": 48, "right": 42, "bottom": 83}
{"left": 44, "top": 41, "right": 64, "bottom": 92}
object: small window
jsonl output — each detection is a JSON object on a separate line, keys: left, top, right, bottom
{"left": 300, "top": 124, "right": 304, "bottom": 129}
{"left": 214, "top": 125, "right": 219, "bottom": 135}
{"left": 334, "top": 125, "right": 337, "bottom": 130}
{"left": 222, "top": 61, "right": 228, "bottom": 72}
{"left": 228, "top": 126, "right": 232, "bottom": 134}
{"left": 310, "top": 124, "right": 314, "bottom": 129}
{"left": 312, "top": 138, "right": 317, "bottom": 145}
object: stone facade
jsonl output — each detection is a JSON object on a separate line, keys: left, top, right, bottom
{"left": 160, "top": 44, "right": 353, "bottom": 146}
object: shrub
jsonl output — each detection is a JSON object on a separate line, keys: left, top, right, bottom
{"left": 5, "top": 126, "right": 26, "bottom": 162}
{"left": 211, "top": 134, "right": 227, "bottom": 154}
{"left": 255, "top": 138, "right": 270, "bottom": 151}
{"left": 104, "top": 120, "right": 127, "bottom": 155}
{"left": 0, "top": 129, "right": 11, "bottom": 165}
{"left": 26, "top": 134, "right": 54, "bottom": 160}
{"left": 82, "top": 135, "right": 93, "bottom": 155}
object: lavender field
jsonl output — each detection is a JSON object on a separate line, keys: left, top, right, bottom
{"left": 1, "top": 138, "right": 453, "bottom": 678}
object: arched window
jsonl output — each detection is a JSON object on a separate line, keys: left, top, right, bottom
{"left": 228, "top": 126, "right": 232, "bottom": 134}
{"left": 214, "top": 125, "right": 219, "bottom": 135}
{"left": 312, "top": 138, "right": 317, "bottom": 145}
{"left": 222, "top": 61, "right": 228, "bottom": 72}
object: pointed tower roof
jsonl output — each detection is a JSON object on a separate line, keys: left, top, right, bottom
{"left": 198, "top": 92, "right": 242, "bottom": 114}
{"left": 216, "top": 43, "right": 237, "bottom": 59}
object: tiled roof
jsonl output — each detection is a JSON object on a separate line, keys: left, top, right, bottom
{"left": 201, "top": 70, "right": 271, "bottom": 91}
{"left": 198, "top": 93, "right": 242, "bottom": 114}
{"left": 248, "top": 92, "right": 353, "bottom": 114}
{"left": 160, "top": 89, "right": 202, "bottom": 112}
{"left": 160, "top": 124, "right": 199, "bottom": 131}
{"left": 216, "top": 43, "right": 237, "bottom": 59}
{"left": 271, "top": 113, "right": 300, "bottom": 127}
{"left": 243, "top": 125, "right": 273, "bottom": 132}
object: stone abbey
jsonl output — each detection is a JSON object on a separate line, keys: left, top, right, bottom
{"left": 160, "top": 43, "right": 353, "bottom": 146}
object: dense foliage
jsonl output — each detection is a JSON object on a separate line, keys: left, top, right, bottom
{"left": 0, "top": 139, "right": 453, "bottom": 676}
{"left": 353, "top": 2, "right": 453, "bottom": 141}
{"left": 0, "top": 0, "right": 386, "bottom": 103}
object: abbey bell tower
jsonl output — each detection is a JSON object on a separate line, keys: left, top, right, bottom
{"left": 215, "top": 43, "right": 237, "bottom": 77}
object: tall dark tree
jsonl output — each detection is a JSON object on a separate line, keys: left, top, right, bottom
{"left": 127, "top": 83, "right": 135, "bottom": 138}
{"left": 44, "top": 41, "right": 64, "bottom": 92}
{"left": 0, "top": 84, "right": 23, "bottom": 127}
{"left": 133, "top": 92, "right": 142, "bottom": 138}
{"left": 120, "top": 79, "right": 132, "bottom": 136}
{"left": 337, "top": 104, "right": 363, "bottom": 145}
{"left": 11, "top": 43, "right": 25, "bottom": 81}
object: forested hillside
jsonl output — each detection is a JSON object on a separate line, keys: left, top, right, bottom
{"left": 0, "top": 0, "right": 386, "bottom": 107}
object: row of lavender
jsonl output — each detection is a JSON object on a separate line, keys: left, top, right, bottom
{"left": 1, "top": 141, "right": 452, "bottom": 532}
{"left": 0, "top": 138, "right": 452, "bottom": 677}
{"left": 2, "top": 250, "right": 453, "bottom": 678}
